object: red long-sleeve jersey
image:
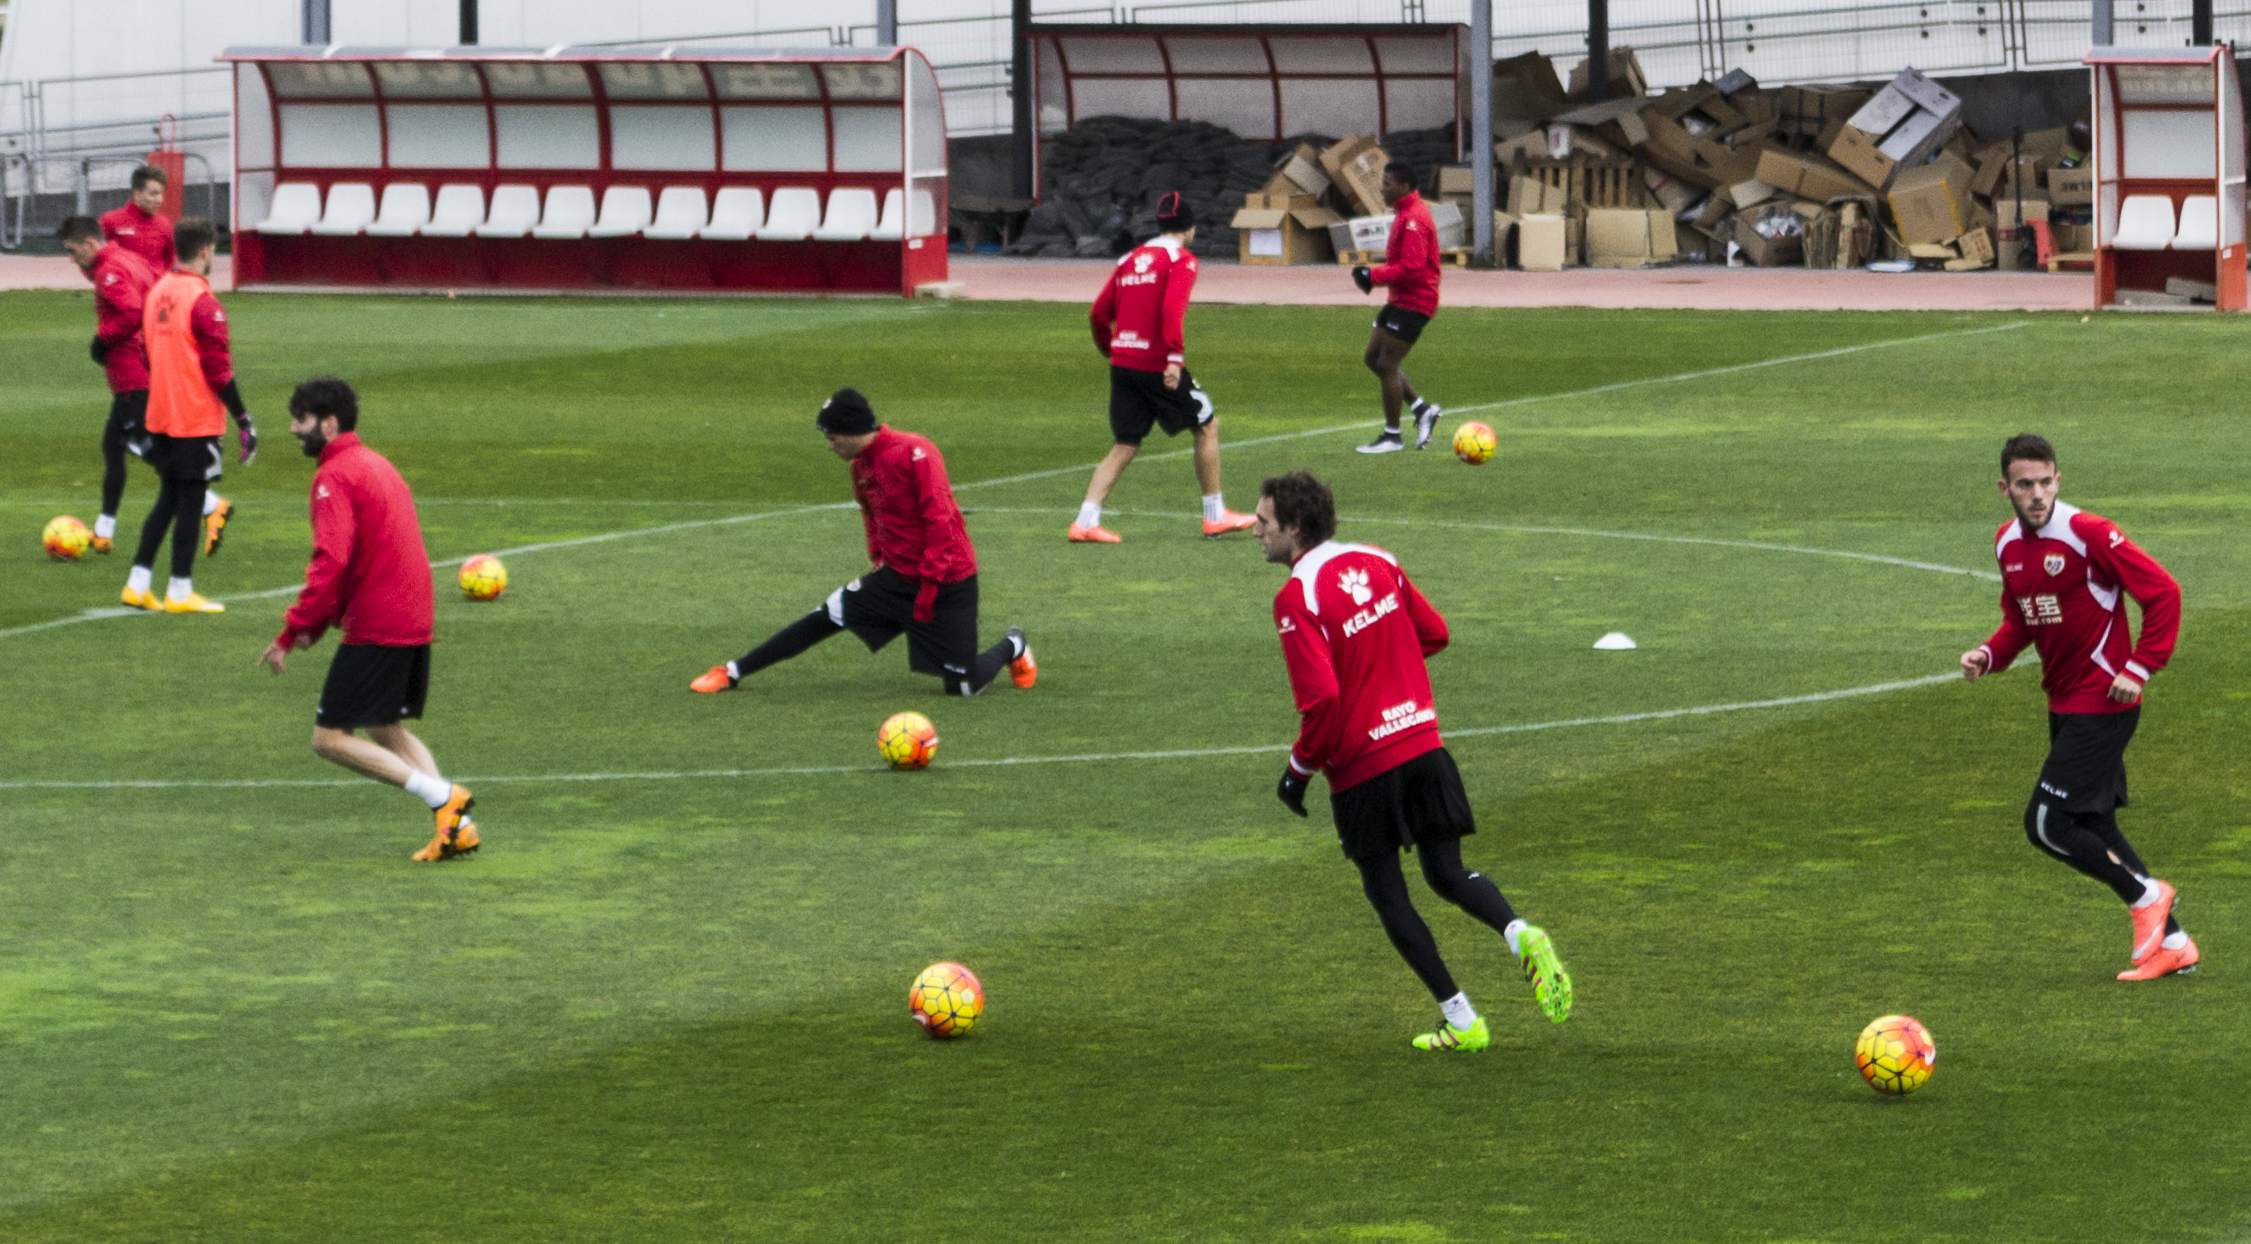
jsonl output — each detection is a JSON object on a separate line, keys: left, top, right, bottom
{"left": 1274, "top": 540, "right": 1450, "bottom": 792}
{"left": 1977, "top": 501, "right": 2181, "bottom": 714}
{"left": 1090, "top": 236, "right": 1197, "bottom": 374}
{"left": 277, "top": 432, "right": 436, "bottom": 650}
{"left": 1369, "top": 190, "right": 1441, "bottom": 317}
{"left": 850, "top": 425, "right": 979, "bottom": 605}
{"left": 100, "top": 202, "right": 175, "bottom": 271}
{"left": 84, "top": 242, "right": 156, "bottom": 393}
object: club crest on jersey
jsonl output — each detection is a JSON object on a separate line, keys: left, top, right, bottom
{"left": 1338, "top": 567, "right": 1373, "bottom": 606}
{"left": 2044, "top": 553, "right": 2066, "bottom": 576}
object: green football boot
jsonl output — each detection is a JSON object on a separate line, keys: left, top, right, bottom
{"left": 1518, "top": 925, "right": 1573, "bottom": 1024}
{"left": 1412, "top": 1015, "right": 1490, "bottom": 1052}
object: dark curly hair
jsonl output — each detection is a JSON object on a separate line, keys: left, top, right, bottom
{"left": 289, "top": 376, "right": 360, "bottom": 431}
{"left": 1260, "top": 470, "right": 1336, "bottom": 548}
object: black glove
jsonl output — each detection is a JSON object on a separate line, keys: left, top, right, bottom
{"left": 1276, "top": 768, "right": 1309, "bottom": 818}
{"left": 1351, "top": 265, "right": 1374, "bottom": 295}
{"left": 90, "top": 335, "right": 109, "bottom": 365}
{"left": 235, "top": 414, "right": 258, "bottom": 465}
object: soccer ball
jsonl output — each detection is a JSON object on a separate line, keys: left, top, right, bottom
{"left": 1452, "top": 421, "right": 1497, "bottom": 465}
{"left": 909, "top": 961, "right": 984, "bottom": 1039}
{"left": 458, "top": 554, "right": 508, "bottom": 601}
{"left": 1855, "top": 1014, "right": 1936, "bottom": 1095}
{"left": 878, "top": 711, "right": 939, "bottom": 770}
{"left": 42, "top": 515, "right": 92, "bottom": 561}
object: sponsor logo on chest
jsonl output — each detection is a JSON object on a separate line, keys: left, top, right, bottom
{"left": 1341, "top": 592, "right": 1398, "bottom": 638}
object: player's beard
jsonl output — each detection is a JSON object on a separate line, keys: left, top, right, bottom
{"left": 296, "top": 429, "right": 328, "bottom": 458}
{"left": 2012, "top": 496, "right": 2051, "bottom": 530}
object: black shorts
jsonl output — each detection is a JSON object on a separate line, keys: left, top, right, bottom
{"left": 828, "top": 566, "right": 982, "bottom": 682}
{"left": 317, "top": 643, "right": 431, "bottom": 729}
{"left": 2037, "top": 707, "right": 2137, "bottom": 813}
{"left": 104, "top": 391, "right": 151, "bottom": 460}
{"left": 1373, "top": 305, "right": 1431, "bottom": 345}
{"left": 1328, "top": 746, "right": 1475, "bottom": 860}
{"left": 148, "top": 432, "right": 222, "bottom": 482}
{"left": 1108, "top": 364, "right": 1213, "bottom": 445}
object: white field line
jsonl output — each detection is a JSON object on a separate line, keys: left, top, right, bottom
{"left": 0, "top": 668, "right": 1967, "bottom": 792}
{"left": 0, "top": 321, "right": 2020, "bottom": 644}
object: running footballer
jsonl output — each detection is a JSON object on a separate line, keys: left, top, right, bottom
{"left": 1349, "top": 162, "right": 1445, "bottom": 454}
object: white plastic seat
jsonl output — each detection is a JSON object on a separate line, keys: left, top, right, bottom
{"left": 256, "top": 182, "right": 323, "bottom": 235}
{"left": 756, "top": 187, "right": 822, "bottom": 241}
{"left": 700, "top": 187, "right": 764, "bottom": 240}
{"left": 588, "top": 186, "right": 654, "bottom": 238}
{"left": 812, "top": 187, "right": 878, "bottom": 241}
{"left": 643, "top": 186, "right": 708, "bottom": 240}
{"left": 908, "top": 189, "right": 937, "bottom": 237}
{"left": 363, "top": 184, "right": 431, "bottom": 237}
{"left": 474, "top": 185, "right": 542, "bottom": 238}
{"left": 531, "top": 186, "right": 597, "bottom": 239}
{"left": 420, "top": 184, "right": 486, "bottom": 237}
{"left": 869, "top": 188, "right": 905, "bottom": 241}
{"left": 2172, "top": 194, "right": 2218, "bottom": 249}
{"left": 2112, "top": 195, "right": 2177, "bottom": 250}
{"left": 308, "top": 183, "right": 377, "bottom": 236}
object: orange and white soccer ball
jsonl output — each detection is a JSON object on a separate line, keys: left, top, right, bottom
{"left": 878, "top": 711, "right": 938, "bottom": 770}
{"left": 42, "top": 515, "right": 92, "bottom": 561}
{"left": 1855, "top": 1014, "right": 1935, "bottom": 1095}
{"left": 909, "top": 961, "right": 984, "bottom": 1039}
{"left": 1452, "top": 421, "right": 1497, "bottom": 465}
{"left": 458, "top": 554, "right": 508, "bottom": 601}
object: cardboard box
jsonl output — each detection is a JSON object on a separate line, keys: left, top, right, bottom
{"left": 1436, "top": 165, "right": 1475, "bottom": 197}
{"left": 1644, "top": 167, "right": 1700, "bottom": 213}
{"left": 1730, "top": 178, "right": 1780, "bottom": 208}
{"left": 1491, "top": 210, "right": 1519, "bottom": 263}
{"left": 1886, "top": 151, "right": 1974, "bottom": 245}
{"left": 1260, "top": 142, "right": 1333, "bottom": 199}
{"left": 1230, "top": 204, "right": 1343, "bottom": 265}
{"left": 1733, "top": 203, "right": 1805, "bottom": 266}
{"left": 1508, "top": 174, "right": 1566, "bottom": 216}
{"left": 1243, "top": 191, "right": 1318, "bottom": 212}
{"left": 1827, "top": 67, "right": 1963, "bottom": 189}
{"left": 2049, "top": 166, "right": 2094, "bottom": 206}
{"left": 1319, "top": 135, "right": 1390, "bottom": 215}
{"left": 1492, "top": 51, "right": 1568, "bottom": 126}
{"left": 1566, "top": 46, "right": 1647, "bottom": 102}
{"left": 1780, "top": 84, "right": 1872, "bottom": 138}
{"left": 1638, "top": 108, "right": 1767, "bottom": 191}
{"left": 1585, "top": 206, "right": 1679, "bottom": 267}
{"left": 1517, "top": 213, "right": 1569, "bottom": 271}
{"left": 1428, "top": 200, "right": 1467, "bottom": 251}
{"left": 1755, "top": 147, "right": 1877, "bottom": 202}
{"left": 1955, "top": 227, "right": 1995, "bottom": 265}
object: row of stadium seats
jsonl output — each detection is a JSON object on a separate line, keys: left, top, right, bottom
{"left": 2110, "top": 193, "right": 2220, "bottom": 250}
{"left": 255, "top": 182, "right": 922, "bottom": 242}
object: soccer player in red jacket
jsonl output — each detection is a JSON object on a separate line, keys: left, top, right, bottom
{"left": 100, "top": 165, "right": 177, "bottom": 272}
{"left": 1070, "top": 192, "right": 1256, "bottom": 543}
{"left": 1349, "top": 163, "right": 1444, "bottom": 453}
{"left": 56, "top": 214, "right": 159, "bottom": 554}
{"left": 1960, "top": 434, "right": 2193, "bottom": 979}
{"left": 692, "top": 388, "right": 1035, "bottom": 697}
{"left": 1256, "top": 471, "right": 1571, "bottom": 1049}
{"left": 258, "top": 377, "right": 479, "bottom": 863}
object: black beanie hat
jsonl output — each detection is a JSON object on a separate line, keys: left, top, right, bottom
{"left": 1156, "top": 191, "right": 1194, "bottom": 232}
{"left": 816, "top": 387, "right": 877, "bottom": 434}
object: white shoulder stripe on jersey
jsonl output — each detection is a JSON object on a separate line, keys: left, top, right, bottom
{"left": 1288, "top": 541, "right": 1396, "bottom": 614}
{"left": 2035, "top": 501, "right": 2087, "bottom": 554}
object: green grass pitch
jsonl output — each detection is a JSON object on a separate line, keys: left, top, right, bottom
{"left": 2, "top": 288, "right": 2247, "bottom": 1241}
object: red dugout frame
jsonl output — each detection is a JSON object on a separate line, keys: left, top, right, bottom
{"left": 2085, "top": 45, "right": 2246, "bottom": 311}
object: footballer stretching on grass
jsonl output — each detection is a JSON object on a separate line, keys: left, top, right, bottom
{"left": 1256, "top": 471, "right": 1570, "bottom": 1049}
{"left": 1960, "top": 434, "right": 2194, "bottom": 979}
{"left": 693, "top": 388, "right": 1036, "bottom": 698}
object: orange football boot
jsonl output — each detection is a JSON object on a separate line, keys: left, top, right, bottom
{"left": 412, "top": 785, "right": 479, "bottom": 861}
{"left": 2129, "top": 879, "right": 2177, "bottom": 963}
{"left": 203, "top": 496, "right": 234, "bottom": 556}
{"left": 91, "top": 535, "right": 113, "bottom": 555}
{"left": 1068, "top": 523, "right": 1122, "bottom": 544}
{"left": 691, "top": 665, "right": 736, "bottom": 693}
{"left": 1006, "top": 627, "right": 1037, "bottom": 689}
{"left": 1201, "top": 511, "right": 1256, "bottom": 537}
{"left": 2118, "top": 934, "right": 2198, "bottom": 980}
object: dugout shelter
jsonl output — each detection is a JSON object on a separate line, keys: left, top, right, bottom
{"left": 2084, "top": 45, "right": 2246, "bottom": 310}
{"left": 219, "top": 44, "right": 949, "bottom": 296}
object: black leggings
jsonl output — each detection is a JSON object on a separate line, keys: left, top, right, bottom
{"left": 101, "top": 391, "right": 151, "bottom": 518}
{"left": 736, "top": 607, "right": 1015, "bottom": 697}
{"left": 2025, "top": 795, "right": 2181, "bottom": 934}
{"left": 133, "top": 474, "right": 206, "bottom": 580}
{"left": 1351, "top": 837, "right": 1519, "bottom": 1003}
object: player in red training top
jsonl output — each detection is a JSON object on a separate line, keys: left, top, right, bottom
{"left": 1349, "top": 163, "right": 1444, "bottom": 454}
{"left": 1960, "top": 434, "right": 2194, "bottom": 980}
{"left": 1255, "top": 470, "right": 1571, "bottom": 1050}
{"left": 692, "top": 388, "right": 1036, "bottom": 697}
{"left": 259, "top": 377, "right": 480, "bottom": 863}
{"left": 1070, "top": 192, "right": 1257, "bottom": 544}
{"left": 56, "top": 215, "right": 159, "bottom": 554}
{"left": 100, "top": 165, "right": 177, "bottom": 272}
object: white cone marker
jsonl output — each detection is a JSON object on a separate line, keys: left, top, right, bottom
{"left": 1593, "top": 632, "right": 1637, "bottom": 650}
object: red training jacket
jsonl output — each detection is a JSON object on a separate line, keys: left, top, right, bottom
{"left": 1977, "top": 501, "right": 2181, "bottom": 714}
{"left": 100, "top": 202, "right": 175, "bottom": 272}
{"left": 277, "top": 432, "right": 436, "bottom": 650}
{"left": 1274, "top": 540, "right": 1450, "bottom": 792}
{"left": 1370, "top": 190, "right": 1441, "bottom": 317}
{"left": 143, "top": 271, "right": 233, "bottom": 437}
{"left": 851, "top": 426, "right": 979, "bottom": 615}
{"left": 85, "top": 242, "right": 156, "bottom": 393}
{"left": 1090, "top": 236, "right": 1197, "bottom": 374}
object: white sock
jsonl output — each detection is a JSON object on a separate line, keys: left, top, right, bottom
{"left": 2131, "top": 877, "right": 2164, "bottom": 908}
{"left": 202, "top": 490, "right": 222, "bottom": 517}
{"left": 166, "top": 576, "right": 193, "bottom": 602}
{"left": 1412, "top": 398, "right": 1431, "bottom": 415}
{"left": 1201, "top": 493, "right": 1225, "bottom": 523}
{"left": 1439, "top": 992, "right": 1479, "bottom": 1030}
{"left": 725, "top": 659, "right": 741, "bottom": 681}
{"left": 94, "top": 513, "right": 117, "bottom": 538}
{"left": 2162, "top": 930, "right": 2189, "bottom": 950}
{"left": 403, "top": 769, "right": 452, "bottom": 809}
{"left": 1075, "top": 501, "right": 1102, "bottom": 530}
{"left": 1503, "top": 918, "right": 1528, "bottom": 957}
{"left": 127, "top": 564, "right": 153, "bottom": 593}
